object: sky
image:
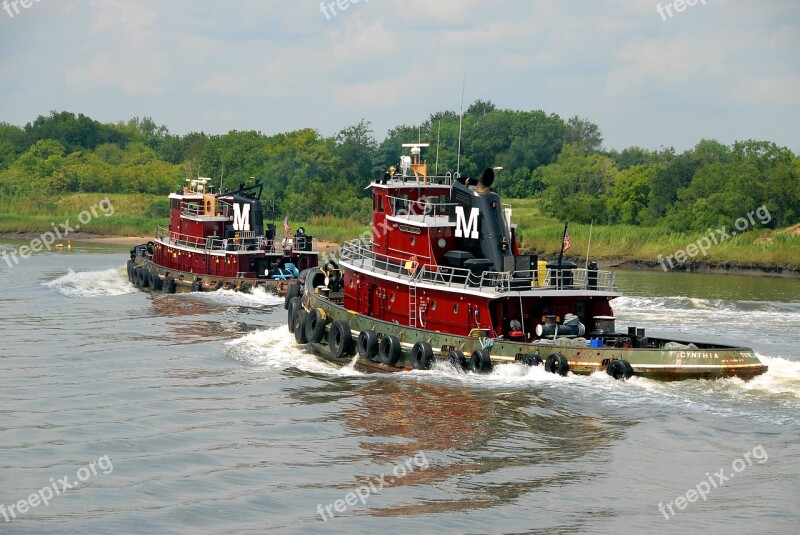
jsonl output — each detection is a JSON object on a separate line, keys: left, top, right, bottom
{"left": 0, "top": 0, "right": 798, "bottom": 152}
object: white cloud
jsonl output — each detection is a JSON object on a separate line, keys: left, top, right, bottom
{"left": 0, "top": 0, "right": 796, "bottom": 151}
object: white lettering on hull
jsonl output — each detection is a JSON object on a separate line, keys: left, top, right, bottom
{"left": 233, "top": 203, "right": 251, "bottom": 231}
{"left": 454, "top": 206, "right": 479, "bottom": 239}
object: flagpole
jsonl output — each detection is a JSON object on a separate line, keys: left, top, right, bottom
{"left": 557, "top": 221, "right": 568, "bottom": 270}
{"left": 585, "top": 220, "right": 593, "bottom": 271}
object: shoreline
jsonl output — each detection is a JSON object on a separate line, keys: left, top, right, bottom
{"left": 0, "top": 232, "right": 343, "bottom": 252}
{"left": 2, "top": 232, "right": 797, "bottom": 277}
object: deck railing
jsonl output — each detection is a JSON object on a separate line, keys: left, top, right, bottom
{"left": 156, "top": 226, "right": 265, "bottom": 251}
{"left": 339, "top": 238, "right": 617, "bottom": 293}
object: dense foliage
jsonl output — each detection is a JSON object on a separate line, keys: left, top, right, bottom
{"left": 0, "top": 107, "right": 797, "bottom": 230}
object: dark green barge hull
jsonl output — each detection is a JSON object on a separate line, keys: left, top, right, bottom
{"left": 290, "top": 289, "right": 768, "bottom": 382}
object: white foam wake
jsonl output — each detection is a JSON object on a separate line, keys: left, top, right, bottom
{"left": 224, "top": 327, "right": 361, "bottom": 376}
{"left": 45, "top": 267, "right": 136, "bottom": 297}
{"left": 186, "top": 286, "right": 284, "bottom": 308}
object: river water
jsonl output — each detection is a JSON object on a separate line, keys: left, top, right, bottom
{"left": 1, "top": 241, "right": 798, "bottom": 534}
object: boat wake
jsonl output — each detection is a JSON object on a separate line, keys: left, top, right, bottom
{"left": 614, "top": 295, "right": 800, "bottom": 314}
{"left": 224, "top": 328, "right": 800, "bottom": 427}
{"left": 185, "top": 286, "right": 284, "bottom": 308}
{"left": 612, "top": 295, "right": 800, "bottom": 360}
{"left": 44, "top": 267, "right": 137, "bottom": 297}
{"left": 223, "top": 327, "right": 363, "bottom": 376}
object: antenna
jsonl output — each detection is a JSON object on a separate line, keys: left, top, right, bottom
{"left": 435, "top": 119, "right": 441, "bottom": 175}
{"left": 456, "top": 67, "right": 466, "bottom": 174}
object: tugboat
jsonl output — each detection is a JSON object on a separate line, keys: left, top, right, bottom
{"left": 129, "top": 178, "right": 318, "bottom": 294}
{"left": 286, "top": 143, "right": 767, "bottom": 381}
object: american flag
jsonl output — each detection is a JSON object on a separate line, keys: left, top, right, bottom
{"left": 563, "top": 229, "right": 572, "bottom": 251}
{"left": 283, "top": 215, "right": 290, "bottom": 235}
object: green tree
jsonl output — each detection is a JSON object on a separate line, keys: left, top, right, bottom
{"left": 538, "top": 143, "right": 617, "bottom": 223}
{"left": 565, "top": 116, "right": 603, "bottom": 152}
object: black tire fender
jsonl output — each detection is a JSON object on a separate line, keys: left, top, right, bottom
{"left": 357, "top": 330, "right": 379, "bottom": 360}
{"left": 149, "top": 270, "right": 162, "bottom": 291}
{"left": 284, "top": 283, "right": 300, "bottom": 309}
{"left": 522, "top": 353, "right": 542, "bottom": 367}
{"left": 164, "top": 277, "right": 176, "bottom": 294}
{"left": 448, "top": 349, "right": 467, "bottom": 370}
{"left": 287, "top": 296, "right": 301, "bottom": 333}
{"left": 470, "top": 348, "right": 492, "bottom": 374}
{"left": 135, "top": 267, "right": 149, "bottom": 289}
{"left": 545, "top": 353, "right": 569, "bottom": 376}
{"left": 294, "top": 310, "right": 309, "bottom": 344}
{"left": 305, "top": 308, "right": 327, "bottom": 343}
{"left": 411, "top": 341, "right": 434, "bottom": 370}
{"left": 607, "top": 359, "right": 633, "bottom": 380}
{"left": 328, "top": 320, "right": 353, "bottom": 359}
{"left": 378, "top": 334, "right": 401, "bottom": 367}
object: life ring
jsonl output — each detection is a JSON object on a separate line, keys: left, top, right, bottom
{"left": 544, "top": 353, "right": 569, "bottom": 376}
{"left": 607, "top": 359, "right": 633, "bottom": 380}
{"left": 378, "top": 335, "right": 401, "bottom": 367}
{"left": 448, "top": 349, "right": 467, "bottom": 370}
{"left": 287, "top": 296, "right": 302, "bottom": 333}
{"left": 328, "top": 320, "right": 353, "bottom": 358}
{"left": 357, "top": 330, "right": 379, "bottom": 360}
{"left": 305, "top": 308, "right": 327, "bottom": 343}
{"left": 411, "top": 341, "right": 434, "bottom": 370}
{"left": 294, "top": 310, "right": 309, "bottom": 344}
{"left": 470, "top": 348, "right": 492, "bottom": 374}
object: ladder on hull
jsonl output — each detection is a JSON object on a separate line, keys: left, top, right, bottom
{"left": 409, "top": 277, "right": 418, "bottom": 328}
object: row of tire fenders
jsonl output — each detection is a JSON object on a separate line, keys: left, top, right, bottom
{"left": 126, "top": 260, "right": 255, "bottom": 294}
{"left": 283, "top": 283, "right": 635, "bottom": 380}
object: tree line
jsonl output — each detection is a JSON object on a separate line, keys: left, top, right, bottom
{"left": 0, "top": 106, "right": 797, "bottom": 230}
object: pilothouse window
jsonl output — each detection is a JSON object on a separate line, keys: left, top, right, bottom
{"left": 393, "top": 194, "right": 409, "bottom": 215}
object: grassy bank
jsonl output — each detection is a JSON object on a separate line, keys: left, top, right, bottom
{"left": 508, "top": 199, "right": 800, "bottom": 271}
{"left": 1, "top": 193, "right": 799, "bottom": 271}
{"left": 0, "top": 193, "right": 168, "bottom": 237}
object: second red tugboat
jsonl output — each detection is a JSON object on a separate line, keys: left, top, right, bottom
{"left": 129, "top": 178, "right": 318, "bottom": 294}
{"left": 287, "top": 143, "right": 767, "bottom": 381}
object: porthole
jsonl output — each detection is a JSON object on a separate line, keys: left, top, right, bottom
{"left": 453, "top": 304, "right": 459, "bottom": 314}
{"left": 349, "top": 278, "right": 354, "bottom": 288}
{"left": 438, "top": 238, "right": 446, "bottom": 248}
{"left": 411, "top": 236, "right": 416, "bottom": 246}
{"left": 431, "top": 301, "right": 437, "bottom": 311}
{"left": 390, "top": 293, "right": 396, "bottom": 302}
